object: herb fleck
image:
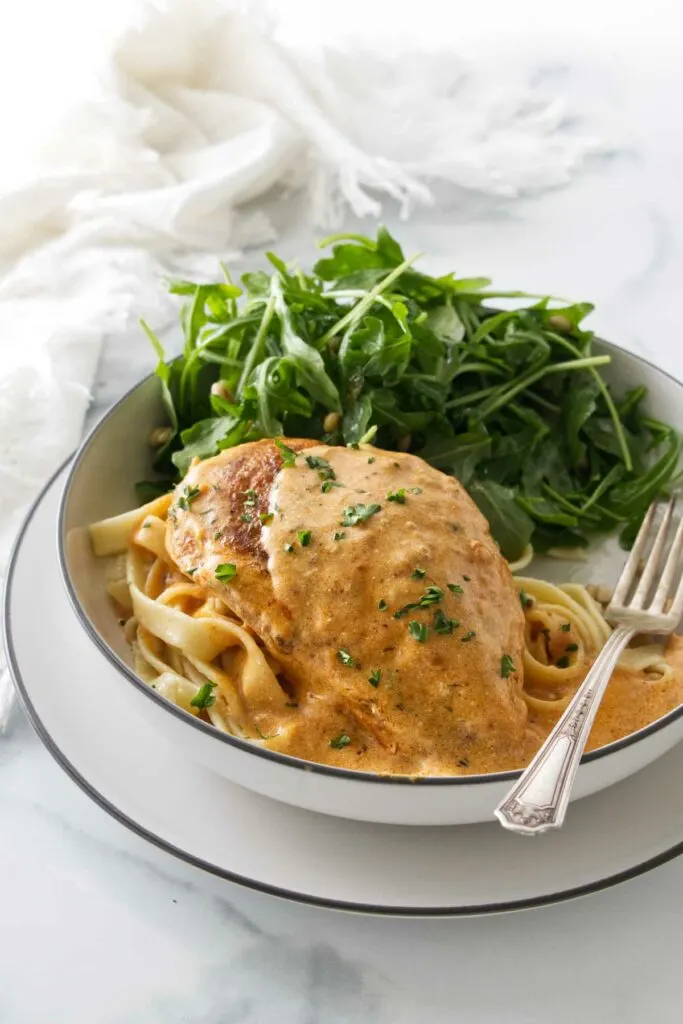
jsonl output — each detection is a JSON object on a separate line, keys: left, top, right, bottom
{"left": 337, "top": 648, "right": 356, "bottom": 667}
{"left": 420, "top": 585, "right": 444, "bottom": 606}
{"left": 520, "top": 589, "right": 532, "bottom": 610}
{"left": 408, "top": 620, "right": 428, "bottom": 643}
{"left": 330, "top": 733, "right": 352, "bottom": 749}
{"left": 447, "top": 583, "right": 464, "bottom": 596}
{"left": 321, "top": 480, "right": 344, "bottom": 493}
{"left": 240, "top": 513, "right": 252, "bottom": 523}
{"left": 378, "top": 599, "right": 388, "bottom": 611}
{"left": 187, "top": 568, "right": 197, "bottom": 576}
{"left": 368, "top": 669, "right": 382, "bottom": 688}
{"left": 368, "top": 456, "right": 376, "bottom": 464}
{"left": 461, "top": 630, "right": 476, "bottom": 643}
{"left": 434, "top": 609, "right": 458, "bottom": 635}
{"left": 334, "top": 531, "right": 346, "bottom": 541}
{"left": 191, "top": 682, "right": 216, "bottom": 709}
{"left": 565, "top": 643, "right": 579, "bottom": 652}
{"left": 387, "top": 488, "right": 406, "bottom": 504}
{"left": 556, "top": 656, "right": 571, "bottom": 669}
{"left": 394, "top": 585, "right": 444, "bottom": 619}
{"left": 412, "top": 568, "right": 426, "bottom": 580}
{"left": 285, "top": 701, "right": 298, "bottom": 708}
{"left": 500, "top": 654, "right": 515, "bottom": 678}
{"left": 275, "top": 440, "right": 297, "bottom": 467}
{"left": 341, "top": 503, "right": 381, "bottom": 527}
{"left": 215, "top": 563, "right": 237, "bottom": 582}
{"left": 259, "top": 512, "right": 274, "bottom": 525}
{"left": 297, "top": 529, "right": 312, "bottom": 547}
{"left": 283, "top": 543, "right": 294, "bottom": 553}
{"left": 177, "top": 484, "right": 201, "bottom": 511}
{"left": 410, "top": 487, "right": 423, "bottom": 495}
{"left": 561, "top": 623, "right": 571, "bottom": 632}
{"left": 306, "top": 454, "right": 336, "bottom": 481}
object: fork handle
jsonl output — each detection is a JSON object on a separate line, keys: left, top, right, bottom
{"left": 495, "top": 625, "right": 636, "bottom": 835}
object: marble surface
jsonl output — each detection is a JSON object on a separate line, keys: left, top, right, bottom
{"left": 3, "top": 39, "right": 683, "bottom": 1024}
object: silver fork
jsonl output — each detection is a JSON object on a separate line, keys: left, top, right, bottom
{"left": 495, "top": 495, "right": 683, "bottom": 836}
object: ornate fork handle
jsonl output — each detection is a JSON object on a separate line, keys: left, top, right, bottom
{"left": 495, "top": 625, "right": 636, "bottom": 836}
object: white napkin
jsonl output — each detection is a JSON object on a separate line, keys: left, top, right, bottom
{"left": 0, "top": 0, "right": 599, "bottom": 729}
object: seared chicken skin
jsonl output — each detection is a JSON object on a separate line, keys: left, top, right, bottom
{"left": 166, "top": 439, "right": 530, "bottom": 775}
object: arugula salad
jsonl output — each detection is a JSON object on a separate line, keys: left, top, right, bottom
{"left": 141, "top": 228, "right": 680, "bottom": 562}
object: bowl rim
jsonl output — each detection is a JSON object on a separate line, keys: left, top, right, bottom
{"left": 57, "top": 339, "right": 683, "bottom": 788}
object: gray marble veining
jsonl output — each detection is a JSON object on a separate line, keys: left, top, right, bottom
{"left": 3, "top": 42, "right": 683, "bottom": 1024}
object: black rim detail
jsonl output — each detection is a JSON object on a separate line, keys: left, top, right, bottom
{"left": 56, "top": 344, "right": 683, "bottom": 787}
{"left": 1, "top": 450, "right": 682, "bottom": 914}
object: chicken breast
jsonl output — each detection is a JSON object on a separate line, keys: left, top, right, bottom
{"left": 166, "top": 439, "right": 530, "bottom": 775}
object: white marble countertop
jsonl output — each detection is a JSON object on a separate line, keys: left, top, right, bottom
{"left": 3, "top": 35, "right": 683, "bottom": 1024}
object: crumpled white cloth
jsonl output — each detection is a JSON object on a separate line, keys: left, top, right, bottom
{"left": 0, "top": 0, "right": 600, "bottom": 728}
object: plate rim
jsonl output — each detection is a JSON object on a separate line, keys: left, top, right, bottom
{"left": 55, "top": 342, "right": 683, "bottom": 788}
{"left": 5, "top": 458, "right": 683, "bottom": 917}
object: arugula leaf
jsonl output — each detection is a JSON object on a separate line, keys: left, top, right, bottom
{"left": 140, "top": 227, "right": 679, "bottom": 560}
{"left": 468, "top": 481, "right": 534, "bottom": 562}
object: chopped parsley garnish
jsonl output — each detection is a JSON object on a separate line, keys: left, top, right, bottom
{"left": 560, "top": 623, "right": 571, "bottom": 632}
{"left": 259, "top": 512, "right": 274, "bottom": 525}
{"left": 330, "top": 733, "right": 352, "bottom": 749}
{"left": 520, "top": 589, "right": 532, "bottom": 610}
{"left": 394, "top": 585, "right": 444, "bottom": 619}
{"left": 177, "top": 484, "right": 201, "bottom": 511}
{"left": 240, "top": 513, "right": 252, "bottom": 523}
{"left": 500, "top": 654, "right": 515, "bottom": 678}
{"left": 186, "top": 568, "right": 197, "bottom": 576}
{"left": 461, "top": 631, "right": 476, "bottom": 643}
{"left": 447, "top": 583, "right": 464, "bottom": 596}
{"left": 387, "top": 488, "right": 406, "bottom": 504}
{"left": 463, "top": 575, "right": 471, "bottom": 582}
{"left": 243, "top": 489, "right": 258, "bottom": 505}
{"left": 285, "top": 701, "right": 299, "bottom": 708}
{"left": 341, "top": 503, "right": 381, "bottom": 527}
{"left": 321, "top": 480, "right": 343, "bottom": 493}
{"left": 334, "top": 531, "right": 346, "bottom": 540}
{"left": 283, "top": 542, "right": 294, "bottom": 553}
{"left": 409, "top": 487, "right": 423, "bottom": 494}
{"left": 368, "top": 456, "right": 376, "bottom": 464}
{"left": 378, "top": 598, "right": 388, "bottom": 611}
{"left": 275, "top": 440, "right": 297, "bottom": 467}
{"left": 565, "top": 643, "right": 579, "bottom": 652}
{"left": 213, "top": 530, "right": 222, "bottom": 541}
{"left": 408, "top": 620, "right": 428, "bottom": 643}
{"left": 556, "top": 655, "right": 571, "bottom": 669}
{"left": 433, "top": 609, "right": 458, "bottom": 635}
{"left": 337, "top": 648, "right": 356, "bottom": 667}
{"left": 190, "top": 682, "right": 216, "bottom": 709}
{"left": 368, "top": 669, "right": 382, "bottom": 687}
{"left": 297, "top": 529, "right": 312, "bottom": 547}
{"left": 215, "top": 563, "right": 237, "bottom": 582}
{"left": 412, "top": 568, "right": 426, "bottom": 580}
{"left": 142, "top": 521, "right": 151, "bottom": 529}
{"left": 305, "top": 454, "right": 336, "bottom": 481}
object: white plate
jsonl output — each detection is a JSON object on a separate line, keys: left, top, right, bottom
{"left": 7, "top": 466, "right": 683, "bottom": 916}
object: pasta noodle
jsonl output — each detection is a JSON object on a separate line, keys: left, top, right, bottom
{"left": 89, "top": 498, "right": 681, "bottom": 771}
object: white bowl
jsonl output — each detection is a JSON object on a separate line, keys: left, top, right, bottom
{"left": 58, "top": 341, "right": 683, "bottom": 826}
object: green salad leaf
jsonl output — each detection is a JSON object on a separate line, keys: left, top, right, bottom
{"left": 139, "top": 228, "right": 680, "bottom": 560}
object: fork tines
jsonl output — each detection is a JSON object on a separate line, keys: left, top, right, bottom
{"left": 609, "top": 495, "right": 683, "bottom": 624}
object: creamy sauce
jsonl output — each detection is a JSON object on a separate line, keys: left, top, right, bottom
{"left": 260, "top": 444, "right": 529, "bottom": 774}
{"left": 167, "top": 440, "right": 683, "bottom": 777}
{"left": 529, "top": 635, "right": 683, "bottom": 753}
